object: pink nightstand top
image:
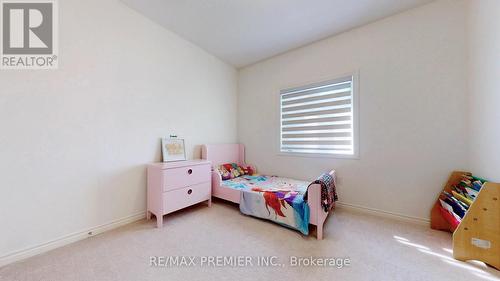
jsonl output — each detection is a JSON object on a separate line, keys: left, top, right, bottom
{"left": 148, "top": 159, "right": 211, "bottom": 170}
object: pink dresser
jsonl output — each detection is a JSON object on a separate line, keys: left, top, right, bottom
{"left": 147, "top": 160, "right": 212, "bottom": 227}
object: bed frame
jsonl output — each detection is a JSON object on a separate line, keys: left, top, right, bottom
{"left": 201, "top": 144, "right": 334, "bottom": 239}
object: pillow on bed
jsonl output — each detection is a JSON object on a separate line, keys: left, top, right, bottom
{"left": 242, "top": 165, "right": 255, "bottom": 176}
{"left": 217, "top": 163, "right": 254, "bottom": 180}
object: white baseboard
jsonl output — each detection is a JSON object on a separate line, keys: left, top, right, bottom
{"left": 336, "top": 201, "right": 430, "bottom": 226}
{"left": 0, "top": 211, "right": 146, "bottom": 268}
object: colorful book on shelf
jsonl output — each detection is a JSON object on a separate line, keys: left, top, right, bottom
{"left": 437, "top": 205, "right": 460, "bottom": 231}
{"left": 445, "top": 198, "right": 465, "bottom": 218}
{"left": 471, "top": 180, "right": 482, "bottom": 191}
{"left": 443, "top": 191, "right": 467, "bottom": 215}
{"left": 452, "top": 190, "right": 473, "bottom": 206}
{"left": 465, "top": 187, "right": 478, "bottom": 198}
{"left": 454, "top": 186, "right": 475, "bottom": 201}
{"left": 439, "top": 199, "right": 462, "bottom": 222}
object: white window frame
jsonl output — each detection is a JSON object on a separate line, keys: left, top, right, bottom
{"left": 278, "top": 73, "right": 359, "bottom": 159}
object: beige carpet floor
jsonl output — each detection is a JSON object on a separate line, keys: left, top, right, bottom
{"left": 1, "top": 200, "right": 499, "bottom": 281}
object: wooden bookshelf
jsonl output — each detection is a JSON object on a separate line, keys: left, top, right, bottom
{"left": 431, "top": 171, "right": 499, "bottom": 270}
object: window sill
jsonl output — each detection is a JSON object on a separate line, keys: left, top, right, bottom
{"left": 277, "top": 152, "right": 359, "bottom": 160}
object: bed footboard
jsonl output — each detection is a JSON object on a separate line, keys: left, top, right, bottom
{"left": 307, "top": 169, "right": 336, "bottom": 240}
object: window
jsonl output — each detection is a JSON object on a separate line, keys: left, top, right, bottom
{"left": 279, "top": 75, "right": 358, "bottom": 157}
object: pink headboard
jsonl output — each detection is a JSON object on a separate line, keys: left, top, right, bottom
{"left": 201, "top": 144, "right": 245, "bottom": 167}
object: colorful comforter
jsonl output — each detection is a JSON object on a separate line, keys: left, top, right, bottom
{"left": 222, "top": 175, "right": 310, "bottom": 235}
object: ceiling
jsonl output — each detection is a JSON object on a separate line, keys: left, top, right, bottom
{"left": 121, "top": 0, "right": 434, "bottom": 68}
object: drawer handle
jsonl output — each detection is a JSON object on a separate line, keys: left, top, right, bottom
{"left": 187, "top": 169, "right": 193, "bottom": 175}
{"left": 187, "top": 189, "right": 193, "bottom": 195}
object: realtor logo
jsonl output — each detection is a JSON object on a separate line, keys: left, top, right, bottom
{"left": 1, "top": 0, "right": 58, "bottom": 69}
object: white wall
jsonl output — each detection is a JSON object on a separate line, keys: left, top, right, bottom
{"left": 467, "top": 0, "right": 500, "bottom": 182}
{"left": 0, "top": 0, "right": 237, "bottom": 258}
{"left": 238, "top": 0, "right": 468, "bottom": 220}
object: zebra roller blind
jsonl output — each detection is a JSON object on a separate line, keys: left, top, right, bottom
{"left": 280, "top": 76, "right": 355, "bottom": 156}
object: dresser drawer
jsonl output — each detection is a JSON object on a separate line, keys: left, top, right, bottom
{"left": 162, "top": 164, "right": 210, "bottom": 191}
{"left": 163, "top": 182, "right": 211, "bottom": 214}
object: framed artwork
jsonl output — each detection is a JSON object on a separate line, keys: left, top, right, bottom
{"left": 161, "top": 138, "right": 186, "bottom": 162}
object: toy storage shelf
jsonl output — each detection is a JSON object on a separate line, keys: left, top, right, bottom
{"left": 430, "top": 171, "right": 499, "bottom": 270}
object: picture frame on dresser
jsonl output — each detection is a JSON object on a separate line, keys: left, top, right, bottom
{"left": 161, "top": 137, "right": 186, "bottom": 162}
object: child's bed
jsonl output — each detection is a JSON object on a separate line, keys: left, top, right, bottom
{"left": 201, "top": 144, "right": 336, "bottom": 239}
